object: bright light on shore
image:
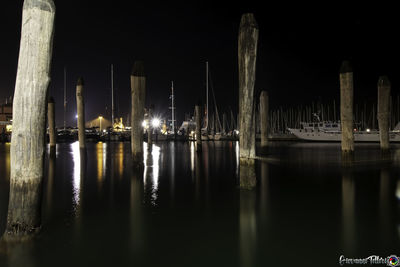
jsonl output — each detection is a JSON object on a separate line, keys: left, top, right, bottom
{"left": 142, "top": 120, "right": 149, "bottom": 128}
{"left": 151, "top": 118, "right": 161, "bottom": 128}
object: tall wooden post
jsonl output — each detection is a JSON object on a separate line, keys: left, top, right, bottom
{"left": 238, "top": 13, "right": 258, "bottom": 189}
{"left": 4, "top": 0, "right": 55, "bottom": 240}
{"left": 378, "top": 76, "right": 391, "bottom": 151}
{"left": 48, "top": 96, "right": 56, "bottom": 153}
{"left": 339, "top": 61, "right": 354, "bottom": 154}
{"left": 238, "top": 13, "right": 258, "bottom": 159}
{"left": 260, "top": 91, "right": 269, "bottom": 148}
{"left": 195, "top": 105, "right": 202, "bottom": 152}
{"left": 131, "top": 61, "right": 146, "bottom": 166}
{"left": 76, "top": 77, "right": 86, "bottom": 149}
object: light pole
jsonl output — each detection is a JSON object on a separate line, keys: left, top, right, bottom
{"left": 99, "top": 116, "right": 103, "bottom": 132}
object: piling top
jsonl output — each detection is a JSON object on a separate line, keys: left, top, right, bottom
{"left": 260, "top": 90, "right": 268, "bottom": 98}
{"left": 24, "top": 0, "right": 55, "bottom": 12}
{"left": 48, "top": 96, "right": 54, "bottom": 103}
{"left": 132, "top": 61, "right": 145, "bottom": 77}
{"left": 77, "top": 77, "right": 84, "bottom": 86}
{"left": 240, "top": 13, "right": 258, "bottom": 29}
{"left": 339, "top": 61, "right": 352, "bottom": 74}
{"left": 378, "top": 76, "right": 391, "bottom": 87}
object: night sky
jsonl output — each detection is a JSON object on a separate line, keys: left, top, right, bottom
{"left": 0, "top": 1, "right": 398, "bottom": 127}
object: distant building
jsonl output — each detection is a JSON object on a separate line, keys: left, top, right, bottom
{"left": 0, "top": 103, "right": 12, "bottom": 133}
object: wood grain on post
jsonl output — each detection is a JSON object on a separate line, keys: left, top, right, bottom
{"left": 238, "top": 13, "right": 258, "bottom": 160}
{"left": 378, "top": 76, "right": 391, "bottom": 151}
{"left": 131, "top": 61, "right": 146, "bottom": 166}
{"left": 48, "top": 96, "right": 56, "bottom": 151}
{"left": 76, "top": 77, "right": 86, "bottom": 149}
{"left": 339, "top": 61, "right": 354, "bottom": 154}
{"left": 4, "top": 0, "right": 55, "bottom": 240}
{"left": 260, "top": 91, "right": 269, "bottom": 147}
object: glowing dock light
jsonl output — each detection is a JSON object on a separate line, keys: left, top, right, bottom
{"left": 151, "top": 118, "right": 161, "bottom": 128}
{"left": 366, "top": 128, "right": 370, "bottom": 132}
{"left": 142, "top": 120, "right": 149, "bottom": 129}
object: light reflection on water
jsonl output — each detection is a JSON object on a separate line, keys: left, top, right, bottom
{"left": 143, "top": 142, "right": 161, "bottom": 206}
{"left": 71, "top": 141, "right": 81, "bottom": 207}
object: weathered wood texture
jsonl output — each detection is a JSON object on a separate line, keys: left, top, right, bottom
{"left": 47, "top": 97, "right": 56, "bottom": 148}
{"left": 339, "top": 61, "right": 354, "bottom": 153}
{"left": 131, "top": 61, "right": 146, "bottom": 164}
{"left": 377, "top": 76, "right": 391, "bottom": 150}
{"left": 195, "top": 105, "right": 202, "bottom": 152}
{"left": 238, "top": 13, "right": 258, "bottom": 159}
{"left": 76, "top": 78, "right": 86, "bottom": 149}
{"left": 5, "top": 0, "right": 55, "bottom": 238}
{"left": 260, "top": 91, "right": 269, "bottom": 147}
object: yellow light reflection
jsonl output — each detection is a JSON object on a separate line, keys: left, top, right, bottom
{"left": 71, "top": 141, "right": 81, "bottom": 207}
{"left": 118, "top": 142, "right": 124, "bottom": 177}
{"left": 396, "top": 180, "right": 400, "bottom": 201}
{"left": 190, "top": 141, "right": 195, "bottom": 172}
{"left": 96, "top": 142, "right": 107, "bottom": 191}
{"left": 143, "top": 143, "right": 160, "bottom": 206}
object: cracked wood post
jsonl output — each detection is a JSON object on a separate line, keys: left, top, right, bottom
{"left": 195, "top": 105, "right": 202, "bottom": 152}
{"left": 260, "top": 91, "right": 269, "bottom": 148}
{"left": 47, "top": 96, "right": 56, "bottom": 154}
{"left": 76, "top": 77, "right": 86, "bottom": 149}
{"left": 239, "top": 13, "right": 258, "bottom": 159}
{"left": 238, "top": 13, "right": 258, "bottom": 189}
{"left": 3, "top": 0, "right": 55, "bottom": 240}
{"left": 339, "top": 61, "right": 354, "bottom": 155}
{"left": 378, "top": 76, "right": 391, "bottom": 151}
{"left": 131, "top": 61, "right": 146, "bottom": 167}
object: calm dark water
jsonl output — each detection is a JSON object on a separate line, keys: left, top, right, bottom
{"left": 0, "top": 141, "right": 400, "bottom": 267}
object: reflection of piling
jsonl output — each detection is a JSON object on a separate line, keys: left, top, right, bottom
{"left": 340, "top": 61, "right": 354, "bottom": 155}
{"left": 4, "top": 0, "right": 56, "bottom": 240}
{"left": 76, "top": 78, "right": 86, "bottom": 149}
{"left": 378, "top": 76, "right": 391, "bottom": 151}
{"left": 131, "top": 61, "right": 146, "bottom": 166}
{"left": 342, "top": 170, "right": 355, "bottom": 254}
{"left": 48, "top": 96, "right": 56, "bottom": 153}
{"left": 240, "top": 189, "right": 257, "bottom": 267}
{"left": 260, "top": 91, "right": 268, "bottom": 148}
{"left": 195, "top": 105, "right": 202, "bottom": 152}
{"left": 238, "top": 13, "right": 258, "bottom": 159}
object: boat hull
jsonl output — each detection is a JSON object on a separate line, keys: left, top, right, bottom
{"left": 288, "top": 128, "right": 400, "bottom": 142}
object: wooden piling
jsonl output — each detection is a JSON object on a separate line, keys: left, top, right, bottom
{"left": 195, "top": 105, "right": 202, "bottom": 152}
{"left": 4, "top": 0, "right": 55, "bottom": 240}
{"left": 238, "top": 13, "right": 258, "bottom": 160}
{"left": 339, "top": 61, "right": 354, "bottom": 154}
{"left": 76, "top": 77, "right": 86, "bottom": 149}
{"left": 260, "top": 91, "right": 268, "bottom": 147}
{"left": 131, "top": 61, "right": 146, "bottom": 166}
{"left": 47, "top": 96, "right": 56, "bottom": 153}
{"left": 378, "top": 76, "right": 391, "bottom": 151}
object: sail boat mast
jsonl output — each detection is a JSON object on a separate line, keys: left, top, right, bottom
{"left": 206, "top": 61, "right": 209, "bottom": 130}
{"left": 111, "top": 64, "right": 114, "bottom": 125}
{"left": 64, "top": 67, "right": 66, "bottom": 130}
{"left": 169, "top": 81, "right": 176, "bottom": 133}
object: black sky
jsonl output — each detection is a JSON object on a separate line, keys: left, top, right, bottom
{"left": 0, "top": 1, "right": 398, "bottom": 126}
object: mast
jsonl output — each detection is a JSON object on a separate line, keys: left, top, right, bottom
{"left": 64, "top": 66, "right": 67, "bottom": 130}
{"left": 206, "top": 61, "right": 209, "bottom": 130}
{"left": 111, "top": 64, "right": 114, "bottom": 125}
{"left": 169, "top": 81, "right": 176, "bottom": 133}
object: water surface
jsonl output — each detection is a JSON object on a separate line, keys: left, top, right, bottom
{"left": 0, "top": 141, "right": 399, "bottom": 267}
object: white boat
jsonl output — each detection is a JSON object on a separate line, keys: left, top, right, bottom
{"left": 288, "top": 120, "right": 400, "bottom": 142}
